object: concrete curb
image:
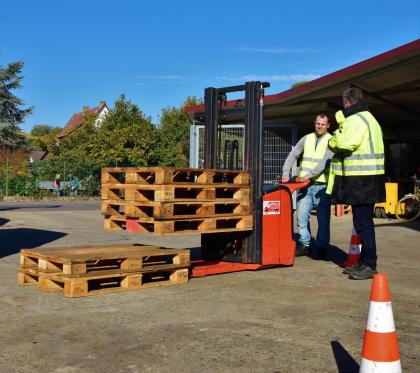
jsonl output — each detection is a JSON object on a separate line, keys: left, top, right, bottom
{"left": 1, "top": 196, "right": 101, "bottom": 202}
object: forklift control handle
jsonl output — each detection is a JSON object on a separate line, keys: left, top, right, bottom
{"left": 264, "top": 177, "right": 310, "bottom": 194}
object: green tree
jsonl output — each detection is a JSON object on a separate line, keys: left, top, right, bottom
{"left": 31, "top": 124, "right": 61, "bottom": 137}
{"left": 156, "top": 96, "right": 201, "bottom": 167}
{"left": 55, "top": 95, "right": 158, "bottom": 166}
{"left": 0, "top": 61, "right": 32, "bottom": 147}
{"left": 28, "top": 124, "right": 62, "bottom": 150}
{"left": 291, "top": 81, "right": 308, "bottom": 88}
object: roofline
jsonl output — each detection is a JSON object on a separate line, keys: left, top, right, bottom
{"left": 184, "top": 38, "right": 420, "bottom": 114}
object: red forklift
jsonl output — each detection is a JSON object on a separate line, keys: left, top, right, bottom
{"left": 190, "top": 82, "right": 308, "bottom": 277}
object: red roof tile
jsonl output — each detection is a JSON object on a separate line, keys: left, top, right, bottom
{"left": 58, "top": 102, "right": 108, "bottom": 138}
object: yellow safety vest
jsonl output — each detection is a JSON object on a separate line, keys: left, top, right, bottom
{"left": 299, "top": 132, "right": 332, "bottom": 183}
{"left": 327, "top": 110, "right": 384, "bottom": 194}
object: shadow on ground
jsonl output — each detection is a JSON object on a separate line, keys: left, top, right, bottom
{"left": 0, "top": 228, "right": 67, "bottom": 258}
{"left": 0, "top": 205, "right": 61, "bottom": 211}
{"left": 0, "top": 218, "right": 9, "bottom": 227}
{"left": 375, "top": 220, "right": 420, "bottom": 232}
{"left": 327, "top": 245, "right": 348, "bottom": 265}
{"left": 331, "top": 340, "right": 359, "bottom": 373}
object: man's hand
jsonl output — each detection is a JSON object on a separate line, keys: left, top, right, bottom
{"left": 296, "top": 176, "right": 308, "bottom": 182}
{"left": 281, "top": 176, "right": 290, "bottom": 182}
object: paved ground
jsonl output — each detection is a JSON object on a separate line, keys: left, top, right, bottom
{"left": 0, "top": 201, "right": 419, "bottom": 372}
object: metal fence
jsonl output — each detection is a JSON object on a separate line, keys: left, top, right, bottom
{"left": 190, "top": 123, "right": 296, "bottom": 184}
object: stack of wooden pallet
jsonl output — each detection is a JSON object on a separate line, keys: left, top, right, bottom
{"left": 18, "top": 245, "right": 189, "bottom": 297}
{"left": 101, "top": 167, "right": 253, "bottom": 235}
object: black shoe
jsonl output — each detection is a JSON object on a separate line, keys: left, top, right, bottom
{"left": 310, "top": 246, "right": 328, "bottom": 260}
{"left": 348, "top": 263, "right": 377, "bottom": 280}
{"left": 342, "top": 261, "right": 362, "bottom": 275}
{"left": 295, "top": 244, "right": 310, "bottom": 257}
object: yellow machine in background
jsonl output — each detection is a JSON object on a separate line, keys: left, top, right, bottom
{"left": 374, "top": 183, "right": 403, "bottom": 218}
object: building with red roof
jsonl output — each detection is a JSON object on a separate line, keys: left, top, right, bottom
{"left": 57, "top": 101, "right": 109, "bottom": 139}
{"left": 186, "top": 39, "right": 420, "bottom": 188}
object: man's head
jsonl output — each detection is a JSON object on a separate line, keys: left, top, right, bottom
{"left": 69, "top": 174, "right": 73, "bottom": 178}
{"left": 342, "top": 87, "right": 364, "bottom": 108}
{"left": 314, "top": 113, "right": 330, "bottom": 136}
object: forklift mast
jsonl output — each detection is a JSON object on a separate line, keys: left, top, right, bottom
{"left": 201, "top": 81, "right": 270, "bottom": 264}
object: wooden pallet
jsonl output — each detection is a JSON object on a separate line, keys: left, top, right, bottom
{"left": 104, "top": 215, "right": 253, "bottom": 234}
{"left": 101, "top": 183, "right": 250, "bottom": 202}
{"left": 101, "top": 167, "right": 250, "bottom": 186}
{"left": 24, "top": 267, "right": 189, "bottom": 297}
{"left": 100, "top": 200, "right": 251, "bottom": 220}
{"left": 18, "top": 245, "right": 190, "bottom": 297}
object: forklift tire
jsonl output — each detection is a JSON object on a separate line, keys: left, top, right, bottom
{"left": 380, "top": 209, "right": 388, "bottom": 219}
{"left": 201, "top": 232, "right": 243, "bottom": 261}
{"left": 374, "top": 207, "right": 383, "bottom": 218}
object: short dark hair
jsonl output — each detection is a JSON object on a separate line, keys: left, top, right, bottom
{"left": 315, "top": 113, "right": 329, "bottom": 123}
{"left": 342, "top": 87, "right": 364, "bottom": 105}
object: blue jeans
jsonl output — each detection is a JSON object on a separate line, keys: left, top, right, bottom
{"left": 296, "top": 183, "right": 331, "bottom": 248}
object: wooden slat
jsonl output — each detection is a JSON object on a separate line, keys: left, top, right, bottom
{"left": 18, "top": 246, "right": 190, "bottom": 280}
{"left": 37, "top": 268, "right": 189, "bottom": 297}
{"left": 101, "top": 167, "right": 250, "bottom": 186}
{"left": 101, "top": 183, "right": 250, "bottom": 202}
{"left": 100, "top": 200, "right": 251, "bottom": 220}
{"left": 104, "top": 215, "right": 253, "bottom": 235}
{"left": 20, "top": 245, "right": 184, "bottom": 263}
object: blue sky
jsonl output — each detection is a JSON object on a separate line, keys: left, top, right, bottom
{"left": 1, "top": 0, "right": 419, "bottom": 132}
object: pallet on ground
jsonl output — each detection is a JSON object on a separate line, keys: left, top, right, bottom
{"left": 101, "top": 183, "right": 250, "bottom": 202}
{"left": 104, "top": 215, "right": 253, "bottom": 234}
{"left": 100, "top": 199, "right": 251, "bottom": 220}
{"left": 21, "top": 266, "right": 188, "bottom": 297}
{"left": 18, "top": 245, "right": 189, "bottom": 281}
{"left": 101, "top": 167, "right": 250, "bottom": 186}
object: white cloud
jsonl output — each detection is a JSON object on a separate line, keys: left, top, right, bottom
{"left": 217, "top": 74, "right": 321, "bottom": 82}
{"left": 125, "top": 74, "right": 200, "bottom": 85}
{"left": 120, "top": 82, "right": 147, "bottom": 87}
{"left": 230, "top": 46, "right": 316, "bottom": 54}
{"left": 135, "top": 75, "right": 185, "bottom": 80}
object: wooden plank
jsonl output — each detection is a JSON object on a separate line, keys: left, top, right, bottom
{"left": 18, "top": 247, "right": 190, "bottom": 284}
{"left": 101, "top": 183, "right": 250, "bottom": 202}
{"left": 100, "top": 200, "right": 251, "bottom": 220}
{"left": 101, "top": 167, "right": 250, "bottom": 186}
{"left": 105, "top": 215, "right": 253, "bottom": 235}
{"left": 54, "top": 268, "right": 188, "bottom": 297}
{"left": 20, "top": 245, "right": 183, "bottom": 263}
{"left": 17, "top": 269, "right": 39, "bottom": 285}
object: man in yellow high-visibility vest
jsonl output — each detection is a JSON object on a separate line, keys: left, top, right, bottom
{"left": 327, "top": 88, "right": 385, "bottom": 280}
{"left": 282, "top": 114, "right": 333, "bottom": 259}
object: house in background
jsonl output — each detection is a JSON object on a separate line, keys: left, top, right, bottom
{"left": 57, "top": 101, "right": 109, "bottom": 140}
{"left": 29, "top": 149, "right": 49, "bottom": 163}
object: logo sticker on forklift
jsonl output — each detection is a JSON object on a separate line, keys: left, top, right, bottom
{"left": 263, "top": 201, "right": 280, "bottom": 215}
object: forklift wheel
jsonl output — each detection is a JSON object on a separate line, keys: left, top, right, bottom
{"left": 374, "top": 207, "right": 384, "bottom": 218}
{"left": 380, "top": 209, "right": 388, "bottom": 219}
{"left": 201, "top": 232, "right": 244, "bottom": 261}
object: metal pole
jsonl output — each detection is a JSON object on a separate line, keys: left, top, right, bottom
{"left": 63, "top": 161, "right": 66, "bottom": 196}
{"left": 5, "top": 158, "right": 9, "bottom": 197}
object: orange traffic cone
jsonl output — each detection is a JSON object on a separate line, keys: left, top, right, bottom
{"left": 360, "top": 273, "right": 401, "bottom": 372}
{"left": 340, "top": 227, "right": 361, "bottom": 268}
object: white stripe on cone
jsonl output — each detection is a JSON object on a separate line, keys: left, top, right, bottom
{"left": 360, "top": 358, "right": 401, "bottom": 372}
{"left": 349, "top": 244, "right": 361, "bottom": 255}
{"left": 366, "top": 301, "right": 396, "bottom": 333}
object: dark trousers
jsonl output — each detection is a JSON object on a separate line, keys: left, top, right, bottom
{"left": 352, "top": 204, "right": 377, "bottom": 269}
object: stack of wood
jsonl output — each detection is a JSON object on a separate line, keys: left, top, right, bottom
{"left": 18, "top": 245, "right": 189, "bottom": 297}
{"left": 100, "top": 167, "right": 253, "bottom": 235}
